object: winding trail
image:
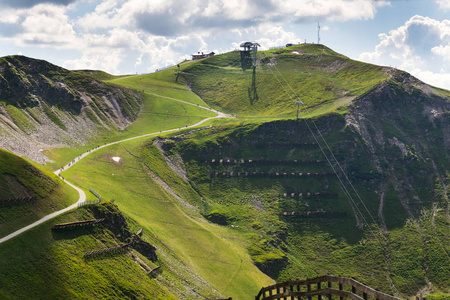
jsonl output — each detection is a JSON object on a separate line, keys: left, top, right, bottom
{"left": 0, "top": 94, "right": 230, "bottom": 244}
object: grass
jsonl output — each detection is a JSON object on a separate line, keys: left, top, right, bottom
{"left": 169, "top": 117, "right": 450, "bottom": 297}
{"left": 0, "top": 205, "right": 177, "bottom": 300}
{"left": 42, "top": 90, "right": 216, "bottom": 170}
{"left": 0, "top": 149, "right": 78, "bottom": 237}
{"left": 3, "top": 45, "right": 449, "bottom": 299}
{"left": 61, "top": 139, "right": 273, "bottom": 299}
{"left": 3, "top": 104, "right": 36, "bottom": 133}
{"left": 180, "top": 44, "right": 388, "bottom": 118}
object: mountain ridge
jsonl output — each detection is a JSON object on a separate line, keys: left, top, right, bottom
{"left": 0, "top": 55, "right": 142, "bottom": 163}
{"left": 0, "top": 45, "right": 448, "bottom": 299}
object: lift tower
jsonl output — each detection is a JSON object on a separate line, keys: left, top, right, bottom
{"left": 240, "top": 42, "right": 260, "bottom": 104}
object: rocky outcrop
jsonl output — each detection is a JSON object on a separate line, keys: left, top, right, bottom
{"left": 90, "top": 203, "right": 157, "bottom": 262}
{"left": 345, "top": 70, "right": 450, "bottom": 223}
{"left": 0, "top": 55, "right": 142, "bottom": 163}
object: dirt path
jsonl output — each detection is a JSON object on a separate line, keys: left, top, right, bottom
{"left": 0, "top": 94, "right": 230, "bottom": 244}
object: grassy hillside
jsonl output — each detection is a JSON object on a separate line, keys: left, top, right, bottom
{"left": 43, "top": 81, "right": 216, "bottom": 170}
{"left": 167, "top": 120, "right": 450, "bottom": 297}
{"left": 61, "top": 137, "right": 273, "bottom": 299}
{"left": 1, "top": 45, "right": 449, "bottom": 299}
{"left": 0, "top": 203, "right": 179, "bottom": 299}
{"left": 0, "top": 55, "right": 142, "bottom": 163}
{"left": 180, "top": 44, "right": 388, "bottom": 118}
{"left": 0, "top": 149, "right": 78, "bottom": 237}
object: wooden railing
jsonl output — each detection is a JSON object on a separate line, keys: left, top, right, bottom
{"left": 255, "top": 275, "right": 402, "bottom": 300}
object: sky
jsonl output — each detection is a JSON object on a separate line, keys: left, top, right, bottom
{"left": 0, "top": 0, "right": 449, "bottom": 90}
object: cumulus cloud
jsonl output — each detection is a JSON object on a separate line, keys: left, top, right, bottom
{"left": 360, "top": 15, "right": 450, "bottom": 89}
{"left": 230, "top": 24, "right": 298, "bottom": 50}
{"left": 63, "top": 47, "right": 124, "bottom": 74}
{"left": 0, "top": 0, "right": 388, "bottom": 75}
{"left": 78, "top": 0, "right": 384, "bottom": 36}
{"left": 0, "top": 4, "right": 78, "bottom": 48}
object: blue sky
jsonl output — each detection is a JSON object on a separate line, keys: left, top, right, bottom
{"left": 1, "top": 0, "right": 449, "bottom": 89}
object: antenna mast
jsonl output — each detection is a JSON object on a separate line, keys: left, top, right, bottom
{"left": 317, "top": 22, "right": 321, "bottom": 44}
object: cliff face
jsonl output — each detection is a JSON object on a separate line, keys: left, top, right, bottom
{"left": 0, "top": 55, "right": 142, "bottom": 163}
{"left": 345, "top": 70, "right": 450, "bottom": 227}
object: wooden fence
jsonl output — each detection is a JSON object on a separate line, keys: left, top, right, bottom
{"left": 51, "top": 218, "right": 105, "bottom": 230}
{"left": 77, "top": 198, "right": 101, "bottom": 207}
{"left": 84, "top": 243, "right": 132, "bottom": 257}
{"left": 255, "top": 275, "right": 402, "bottom": 300}
{"left": 89, "top": 188, "right": 102, "bottom": 200}
{"left": 0, "top": 196, "right": 35, "bottom": 205}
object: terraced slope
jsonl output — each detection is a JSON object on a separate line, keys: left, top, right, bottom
{"left": 165, "top": 116, "right": 449, "bottom": 298}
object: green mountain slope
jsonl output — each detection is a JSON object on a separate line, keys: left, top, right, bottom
{"left": 0, "top": 44, "right": 449, "bottom": 299}
{"left": 61, "top": 139, "right": 274, "bottom": 299}
{"left": 180, "top": 44, "right": 388, "bottom": 118}
{"left": 0, "top": 55, "right": 142, "bottom": 163}
{"left": 164, "top": 115, "right": 449, "bottom": 297}
{"left": 0, "top": 149, "right": 78, "bottom": 237}
{"left": 0, "top": 203, "right": 178, "bottom": 300}
{"left": 146, "top": 45, "right": 449, "bottom": 297}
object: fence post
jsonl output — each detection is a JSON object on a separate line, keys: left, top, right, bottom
{"left": 328, "top": 280, "right": 332, "bottom": 300}
{"left": 318, "top": 282, "right": 322, "bottom": 300}
{"left": 307, "top": 283, "right": 312, "bottom": 300}
{"left": 339, "top": 282, "right": 344, "bottom": 300}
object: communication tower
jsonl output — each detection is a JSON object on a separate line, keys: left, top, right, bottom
{"left": 317, "top": 23, "right": 321, "bottom": 44}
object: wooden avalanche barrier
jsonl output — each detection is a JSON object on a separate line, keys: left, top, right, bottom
{"left": 280, "top": 192, "right": 338, "bottom": 198}
{"left": 52, "top": 218, "right": 105, "bottom": 230}
{"left": 280, "top": 211, "right": 347, "bottom": 218}
{"left": 0, "top": 196, "right": 35, "bottom": 205}
{"left": 84, "top": 243, "right": 132, "bottom": 257}
{"left": 205, "top": 158, "right": 323, "bottom": 165}
{"left": 212, "top": 172, "right": 334, "bottom": 178}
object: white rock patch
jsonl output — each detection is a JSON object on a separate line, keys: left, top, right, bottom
{"left": 112, "top": 156, "right": 121, "bottom": 163}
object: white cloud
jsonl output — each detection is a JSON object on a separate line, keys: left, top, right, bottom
{"left": 63, "top": 48, "right": 124, "bottom": 73}
{"left": 410, "top": 69, "right": 450, "bottom": 90}
{"left": 0, "top": 9, "right": 21, "bottom": 24}
{"left": 0, "top": 4, "right": 78, "bottom": 48}
{"left": 78, "top": 0, "right": 383, "bottom": 35}
{"left": 0, "top": 0, "right": 390, "bottom": 76}
{"left": 20, "top": 5, "right": 76, "bottom": 46}
{"left": 359, "top": 15, "right": 450, "bottom": 90}
{"left": 434, "top": 0, "right": 450, "bottom": 10}
{"left": 432, "top": 44, "right": 450, "bottom": 61}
